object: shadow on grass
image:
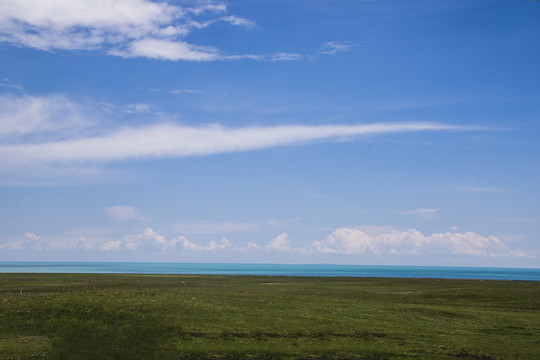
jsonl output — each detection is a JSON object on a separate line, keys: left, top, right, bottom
{"left": 47, "top": 308, "right": 181, "bottom": 359}
{"left": 449, "top": 348, "right": 496, "bottom": 360}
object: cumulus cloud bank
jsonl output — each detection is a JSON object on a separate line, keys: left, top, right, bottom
{"left": 108, "top": 228, "right": 234, "bottom": 252}
{"left": 265, "top": 233, "right": 293, "bottom": 252}
{"left": 0, "top": 0, "right": 252, "bottom": 61}
{"left": 0, "top": 228, "right": 233, "bottom": 253}
{"left": 2, "top": 226, "right": 534, "bottom": 260}
{"left": 313, "top": 227, "right": 509, "bottom": 257}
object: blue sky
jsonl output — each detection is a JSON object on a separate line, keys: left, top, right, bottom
{"left": 0, "top": 0, "right": 539, "bottom": 267}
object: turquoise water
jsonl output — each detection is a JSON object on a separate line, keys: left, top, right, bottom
{"left": 0, "top": 262, "right": 539, "bottom": 280}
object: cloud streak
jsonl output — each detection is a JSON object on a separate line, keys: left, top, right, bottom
{"left": 397, "top": 208, "right": 438, "bottom": 216}
{"left": 456, "top": 186, "right": 510, "bottom": 193}
{"left": 319, "top": 41, "right": 359, "bottom": 55}
{"left": 168, "top": 221, "right": 260, "bottom": 234}
{"left": 0, "top": 122, "right": 478, "bottom": 167}
{"left": 396, "top": 208, "right": 439, "bottom": 221}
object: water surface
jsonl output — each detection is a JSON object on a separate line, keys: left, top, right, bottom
{"left": 1, "top": 262, "right": 539, "bottom": 280}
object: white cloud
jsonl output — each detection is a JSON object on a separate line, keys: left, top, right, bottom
{"left": 0, "top": 2, "right": 362, "bottom": 62}
{"left": 312, "top": 227, "right": 511, "bottom": 257}
{"left": 166, "top": 235, "right": 231, "bottom": 252}
{"left": 169, "top": 221, "right": 260, "bottom": 234}
{"left": 0, "top": 239, "right": 24, "bottom": 250}
{"left": 0, "top": 227, "right": 234, "bottom": 253}
{"left": 319, "top": 41, "right": 358, "bottom": 55}
{"left": 186, "top": 3, "right": 227, "bottom": 15}
{"left": 235, "top": 242, "right": 262, "bottom": 251}
{"left": 100, "top": 102, "right": 157, "bottom": 115}
{"left": 266, "top": 217, "right": 301, "bottom": 228}
{"left": 0, "top": 95, "right": 478, "bottom": 170}
{"left": 110, "top": 38, "right": 220, "bottom": 61}
{"left": 170, "top": 88, "right": 203, "bottom": 95}
{"left": 265, "top": 233, "right": 292, "bottom": 252}
{"left": 123, "top": 103, "right": 153, "bottom": 114}
{"left": 208, "top": 238, "right": 232, "bottom": 251}
{"left": 271, "top": 53, "right": 303, "bottom": 62}
{"left": 101, "top": 240, "right": 122, "bottom": 251}
{"left": 235, "top": 233, "right": 308, "bottom": 253}
{"left": 0, "top": 231, "right": 106, "bottom": 251}
{"left": 223, "top": 54, "right": 265, "bottom": 61}
{"left": 397, "top": 208, "right": 438, "bottom": 216}
{"left": 0, "top": 0, "right": 254, "bottom": 61}
{"left": 456, "top": 186, "right": 510, "bottom": 193}
{"left": 396, "top": 208, "right": 438, "bottom": 221}
{"left": 23, "top": 232, "right": 40, "bottom": 241}
{"left": 0, "top": 94, "right": 89, "bottom": 140}
{"left": 471, "top": 216, "right": 535, "bottom": 224}
{"left": 492, "top": 249, "right": 538, "bottom": 258}
{"left": 0, "top": 82, "right": 24, "bottom": 90}
{"left": 104, "top": 205, "right": 148, "bottom": 222}
{"left": 222, "top": 15, "right": 256, "bottom": 28}
{"left": 0, "top": 232, "right": 43, "bottom": 250}
{"left": 301, "top": 185, "right": 326, "bottom": 199}
{"left": 1, "top": 227, "right": 537, "bottom": 261}
{"left": 122, "top": 228, "right": 232, "bottom": 252}
{"left": 123, "top": 227, "right": 175, "bottom": 251}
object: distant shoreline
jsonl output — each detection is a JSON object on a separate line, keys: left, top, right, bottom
{"left": 1, "top": 262, "right": 539, "bottom": 281}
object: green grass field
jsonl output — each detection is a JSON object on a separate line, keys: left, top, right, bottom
{"left": 0, "top": 274, "right": 539, "bottom": 359}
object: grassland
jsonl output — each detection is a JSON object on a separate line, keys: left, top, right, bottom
{"left": 0, "top": 274, "right": 539, "bottom": 359}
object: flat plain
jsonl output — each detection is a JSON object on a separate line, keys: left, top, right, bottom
{"left": 0, "top": 274, "right": 539, "bottom": 359}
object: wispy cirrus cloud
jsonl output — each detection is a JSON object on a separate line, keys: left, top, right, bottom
{"left": 168, "top": 221, "right": 260, "bottom": 234}
{"left": 0, "top": 81, "right": 24, "bottom": 91}
{"left": 170, "top": 88, "right": 203, "bottom": 95}
{"left": 101, "top": 103, "right": 152, "bottom": 114}
{"left": 471, "top": 216, "right": 535, "bottom": 224}
{"left": 456, "top": 185, "right": 510, "bottom": 193}
{"left": 0, "top": 122, "right": 476, "bottom": 167}
{"left": 104, "top": 205, "right": 149, "bottom": 222}
{"left": 271, "top": 52, "right": 303, "bottom": 62}
{"left": 397, "top": 208, "right": 438, "bottom": 216}
{"left": 396, "top": 208, "right": 438, "bottom": 221}
{"left": 0, "top": 94, "right": 89, "bottom": 140}
{"left": 0, "top": 95, "right": 487, "bottom": 181}
{"left": 319, "top": 41, "right": 359, "bottom": 55}
{"left": 222, "top": 15, "right": 256, "bottom": 29}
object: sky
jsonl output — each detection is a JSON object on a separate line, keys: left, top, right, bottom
{"left": 0, "top": 0, "right": 539, "bottom": 267}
